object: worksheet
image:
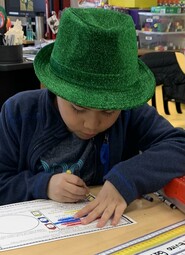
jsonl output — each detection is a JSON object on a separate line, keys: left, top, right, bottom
{"left": 0, "top": 197, "right": 136, "bottom": 251}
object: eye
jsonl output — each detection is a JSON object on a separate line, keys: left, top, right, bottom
{"left": 103, "top": 110, "right": 115, "bottom": 116}
{"left": 71, "top": 104, "right": 86, "bottom": 114}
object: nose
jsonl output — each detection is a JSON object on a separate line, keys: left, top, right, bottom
{"left": 83, "top": 112, "right": 100, "bottom": 132}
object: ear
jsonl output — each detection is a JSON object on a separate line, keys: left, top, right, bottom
{"left": 175, "top": 52, "right": 185, "bottom": 74}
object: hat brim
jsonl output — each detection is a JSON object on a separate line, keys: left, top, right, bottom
{"left": 34, "top": 43, "right": 155, "bottom": 110}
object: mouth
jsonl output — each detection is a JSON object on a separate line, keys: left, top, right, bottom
{"left": 80, "top": 133, "right": 97, "bottom": 139}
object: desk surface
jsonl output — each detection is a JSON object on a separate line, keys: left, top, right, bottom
{"left": 0, "top": 60, "right": 33, "bottom": 71}
{"left": 4, "top": 187, "right": 185, "bottom": 255}
{"left": 138, "top": 48, "right": 182, "bottom": 56}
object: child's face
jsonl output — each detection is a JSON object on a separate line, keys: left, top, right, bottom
{"left": 56, "top": 97, "right": 121, "bottom": 140}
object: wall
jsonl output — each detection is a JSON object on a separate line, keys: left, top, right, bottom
{"left": 0, "top": 0, "right": 5, "bottom": 8}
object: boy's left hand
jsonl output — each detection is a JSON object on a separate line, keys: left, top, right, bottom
{"left": 74, "top": 181, "right": 127, "bottom": 228}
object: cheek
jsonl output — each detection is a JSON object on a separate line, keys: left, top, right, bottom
{"left": 106, "top": 117, "right": 117, "bottom": 127}
{"left": 111, "top": 112, "right": 121, "bottom": 125}
{"left": 100, "top": 114, "right": 120, "bottom": 130}
{"left": 59, "top": 107, "right": 82, "bottom": 129}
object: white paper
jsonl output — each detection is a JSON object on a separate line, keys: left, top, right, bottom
{"left": 0, "top": 199, "right": 136, "bottom": 251}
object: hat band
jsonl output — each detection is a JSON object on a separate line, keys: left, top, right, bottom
{"left": 50, "top": 57, "right": 138, "bottom": 90}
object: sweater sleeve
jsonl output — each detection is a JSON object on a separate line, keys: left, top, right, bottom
{"left": 104, "top": 104, "right": 185, "bottom": 205}
{"left": 0, "top": 94, "right": 53, "bottom": 205}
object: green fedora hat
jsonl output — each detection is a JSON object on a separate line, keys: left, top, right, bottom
{"left": 34, "top": 7, "right": 155, "bottom": 110}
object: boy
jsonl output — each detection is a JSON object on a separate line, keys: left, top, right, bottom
{"left": 0, "top": 8, "right": 185, "bottom": 228}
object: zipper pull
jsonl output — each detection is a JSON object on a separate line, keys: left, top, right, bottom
{"left": 100, "top": 133, "right": 109, "bottom": 176}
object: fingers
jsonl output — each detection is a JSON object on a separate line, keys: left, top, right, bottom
{"left": 80, "top": 201, "right": 109, "bottom": 227}
{"left": 96, "top": 203, "right": 116, "bottom": 228}
{"left": 74, "top": 181, "right": 127, "bottom": 227}
{"left": 110, "top": 204, "right": 125, "bottom": 226}
{"left": 65, "top": 173, "right": 88, "bottom": 189}
{"left": 64, "top": 175, "right": 89, "bottom": 200}
{"left": 75, "top": 200, "right": 125, "bottom": 228}
{"left": 62, "top": 184, "right": 88, "bottom": 202}
{"left": 74, "top": 200, "right": 96, "bottom": 219}
{"left": 48, "top": 175, "right": 127, "bottom": 228}
{"left": 47, "top": 173, "right": 89, "bottom": 203}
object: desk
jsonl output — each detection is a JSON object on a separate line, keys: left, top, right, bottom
{"left": 138, "top": 48, "right": 182, "bottom": 56}
{"left": 4, "top": 187, "right": 185, "bottom": 255}
{"left": 138, "top": 48, "right": 157, "bottom": 56}
{"left": 0, "top": 60, "right": 40, "bottom": 110}
{"left": 23, "top": 40, "right": 35, "bottom": 46}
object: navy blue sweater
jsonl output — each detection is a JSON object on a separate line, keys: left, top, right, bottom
{"left": 0, "top": 89, "right": 185, "bottom": 205}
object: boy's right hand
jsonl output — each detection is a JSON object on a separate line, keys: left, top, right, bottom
{"left": 47, "top": 173, "right": 89, "bottom": 203}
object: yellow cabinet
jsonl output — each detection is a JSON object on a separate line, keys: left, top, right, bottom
{"left": 108, "top": 0, "right": 157, "bottom": 8}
